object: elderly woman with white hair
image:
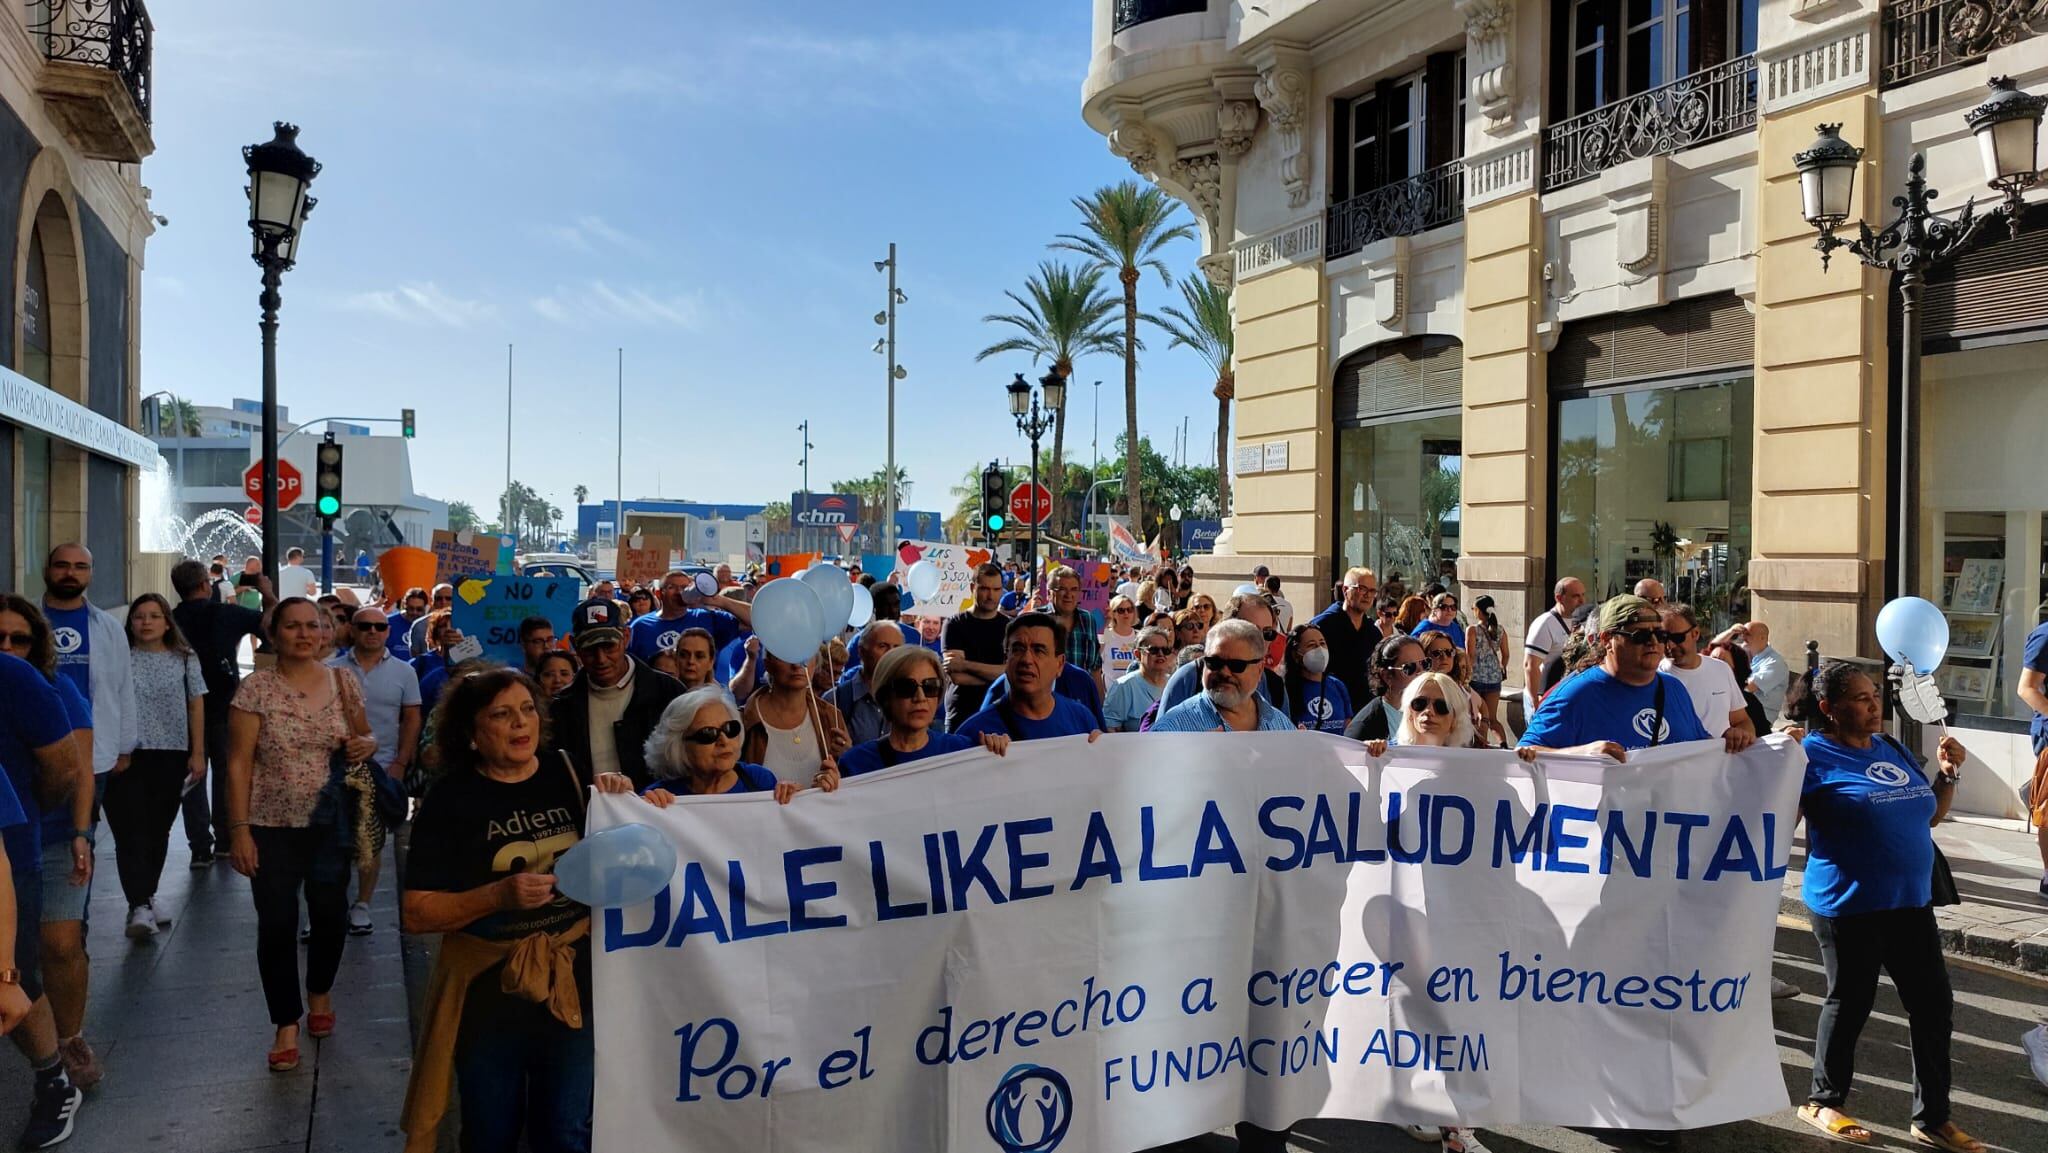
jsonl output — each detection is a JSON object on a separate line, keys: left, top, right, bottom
{"left": 836, "top": 646, "right": 1009, "bottom": 778}
{"left": 610, "top": 685, "right": 836, "bottom": 806}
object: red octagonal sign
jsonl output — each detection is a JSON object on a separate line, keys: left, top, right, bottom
{"left": 1008, "top": 482, "right": 1052, "bottom": 526}
{"left": 244, "top": 459, "right": 304, "bottom": 510}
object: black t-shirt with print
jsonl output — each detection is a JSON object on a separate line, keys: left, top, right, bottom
{"left": 942, "top": 611, "right": 1010, "bottom": 729}
{"left": 405, "top": 755, "right": 588, "bottom": 942}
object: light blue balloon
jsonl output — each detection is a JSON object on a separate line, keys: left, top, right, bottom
{"left": 846, "top": 581, "right": 874, "bottom": 629}
{"left": 800, "top": 564, "right": 855, "bottom": 643}
{"left": 1875, "top": 595, "right": 1949, "bottom": 672}
{"left": 551, "top": 822, "right": 677, "bottom": 910}
{"left": 752, "top": 577, "right": 826, "bottom": 663}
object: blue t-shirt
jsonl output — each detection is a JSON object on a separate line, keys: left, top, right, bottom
{"left": 983, "top": 665, "right": 1105, "bottom": 729}
{"left": 956, "top": 696, "right": 1098, "bottom": 742}
{"left": 45, "top": 603, "right": 91, "bottom": 703}
{"left": 643, "top": 762, "right": 777, "bottom": 796}
{"left": 629, "top": 609, "right": 741, "bottom": 664}
{"left": 31, "top": 674, "right": 92, "bottom": 856}
{"left": 0, "top": 656, "right": 57, "bottom": 868}
{"left": 2026, "top": 622, "right": 2048, "bottom": 749}
{"left": 1412, "top": 619, "right": 1466, "bottom": 649}
{"left": 1289, "top": 677, "right": 1354, "bottom": 734}
{"left": 839, "top": 732, "right": 976, "bottom": 778}
{"left": 1518, "top": 667, "right": 1711, "bottom": 750}
{"left": 1799, "top": 734, "right": 1937, "bottom": 917}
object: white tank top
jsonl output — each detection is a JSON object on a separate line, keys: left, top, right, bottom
{"left": 759, "top": 712, "right": 824, "bottom": 785}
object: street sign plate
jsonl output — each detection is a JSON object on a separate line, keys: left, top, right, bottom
{"left": 1009, "top": 482, "right": 1052, "bottom": 526}
{"left": 243, "top": 459, "right": 304, "bottom": 510}
{"left": 244, "top": 505, "right": 262, "bottom": 526}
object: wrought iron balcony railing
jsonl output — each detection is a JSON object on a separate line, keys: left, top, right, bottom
{"left": 1541, "top": 54, "right": 1757, "bottom": 192}
{"left": 1882, "top": 0, "right": 2046, "bottom": 88}
{"left": 1325, "top": 161, "right": 1467, "bottom": 260}
{"left": 1112, "top": 0, "right": 1207, "bottom": 34}
{"left": 26, "top": 0, "right": 151, "bottom": 123}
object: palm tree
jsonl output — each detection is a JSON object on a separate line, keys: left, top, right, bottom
{"left": 157, "top": 398, "right": 201, "bottom": 437}
{"left": 1054, "top": 182, "right": 1195, "bottom": 534}
{"left": 1148, "top": 274, "right": 1234, "bottom": 513}
{"left": 975, "top": 260, "right": 1123, "bottom": 535}
{"left": 572, "top": 484, "right": 589, "bottom": 508}
{"left": 448, "top": 500, "right": 480, "bottom": 532}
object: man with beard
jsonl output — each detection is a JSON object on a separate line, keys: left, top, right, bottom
{"left": 1149, "top": 620, "right": 1295, "bottom": 732}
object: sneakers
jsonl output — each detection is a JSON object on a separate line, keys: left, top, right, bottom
{"left": 1770, "top": 976, "right": 1800, "bottom": 1000}
{"left": 124, "top": 906, "right": 155, "bottom": 942}
{"left": 1402, "top": 1126, "right": 1438, "bottom": 1143}
{"left": 1442, "top": 1129, "right": 1491, "bottom": 1153}
{"left": 187, "top": 850, "right": 214, "bottom": 869}
{"left": 56, "top": 1038, "right": 99, "bottom": 1093}
{"left": 347, "top": 903, "right": 372, "bottom": 936}
{"left": 148, "top": 899, "right": 172, "bottom": 928}
{"left": 2023, "top": 1023, "right": 2048, "bottom": 1089}
{"left": 20, "top": 1076, "right": 81, "bottom": 1148}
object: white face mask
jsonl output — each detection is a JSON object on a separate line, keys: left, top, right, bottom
{"left": 1301, "top": 647, "right": 1330, "bottom": 675}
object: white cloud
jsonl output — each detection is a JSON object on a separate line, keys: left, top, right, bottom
{"left": 338, "top": 282, "right": 494, "bottom": 328}
{"left": 541, "top": 215, "right": 636, "bottom": 253}
{"left": 530, "top": 281, "right": 704, "bottom": 329}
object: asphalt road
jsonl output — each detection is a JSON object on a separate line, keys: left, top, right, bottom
{"left": 1160, "top": 920, "right": 2048, "bottom": 1153}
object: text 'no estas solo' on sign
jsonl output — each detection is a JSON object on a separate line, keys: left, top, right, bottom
{"left": 590, "top": 733, "right": 1802, "bottom": 1151}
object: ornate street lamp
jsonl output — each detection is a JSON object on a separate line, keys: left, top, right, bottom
{"left": 244, "top": 122, "right": 320, "bottom": 580}
{"left": 1791, "top": 78, "right": 2044, "bottom": 600}
{"left": 1007, "top": 371, "right": 1062, "bottom": 582}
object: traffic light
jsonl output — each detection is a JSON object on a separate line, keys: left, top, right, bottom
{"left": 314, "top": 434, "right": 344, "bottom": 520}
{"left": 980, "top": 462, "right": 1008, "bottom": 538}
{"left": 401, "top": 408, "right": 416, "bottom": 438}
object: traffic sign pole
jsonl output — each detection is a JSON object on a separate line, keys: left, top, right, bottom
{"left": 321, "top": 527, "right": 334, "bottom": 594}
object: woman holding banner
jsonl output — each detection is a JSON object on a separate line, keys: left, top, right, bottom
{"left": 1344, "top": 634, "right": 1428, "bottom": 742}
{"left": 836, "top": 647, "right": 1009, "bottom": 777}
{"left": 401, "top": 667, "right": 648, "bottom": 1153}
{"left": 631, "top": 685, "right": 825, "bottom": 802}
{"left": 1795, "top": 662, "right": 1980, "bottom": 1152}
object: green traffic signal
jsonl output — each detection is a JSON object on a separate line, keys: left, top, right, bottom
{"left": 317, "top": 495, "right": 340, "bottom": 517}
{"left": 987, "top": 512, "right": 1006, "bottom": 532}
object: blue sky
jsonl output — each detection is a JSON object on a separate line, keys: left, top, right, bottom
{"left": 140, "top": 0, "right": 1220, "bottom": 520}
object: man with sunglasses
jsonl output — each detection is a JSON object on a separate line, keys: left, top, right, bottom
{"left": 1309, "top": 567, "right": 1383, "bottom": 708}
{"left": 1157, "top": 592, "right": 1288, "bottom": 719}
{"left": 326, "top": 607, "right": 420, "bottom": 936}
{"left": 386, "top": 586, "right": 428, "bottom": 662}
{"left": 549, "top": 598, "right": 684, "bottom": 789}
{"left": 1151, "top": 620, "right": 1295, "bottom": 733}
{"left": 1519, "top": 595, "right": 1724, "bottom": 761}
{"left": 956, "top": 615, "right": 1101, "bottom": 743}
{"left": 1658, "top": 603, "right": 1756, "bottom": 748}
{"left": 1104, "top": 626, "right": 1176, "bottom": 732}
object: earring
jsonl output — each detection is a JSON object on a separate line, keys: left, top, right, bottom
{"left": 469, "top": 741, "right": 478, "bottom": 750}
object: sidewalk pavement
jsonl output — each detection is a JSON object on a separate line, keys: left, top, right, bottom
{"left": 0, "top": 833, "right": 410, "bottom": 1152}
{"left": 1784, "top": 815, "right": 2048, "bottom": 974}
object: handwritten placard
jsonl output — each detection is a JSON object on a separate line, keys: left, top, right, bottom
{"left": 450, "top": 574, "right": 581, "bottom": 665}
{"left": 617, "top": 534, "right": 674, "bottom": 587}
{"left": 431, "top": 529, "right": 513, "bottom": 584}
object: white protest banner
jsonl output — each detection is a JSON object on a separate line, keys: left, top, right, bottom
{"left": 1107, "top": 519, "right": 1155, "bottom": 567}
{"left": 889, "top": 540, "right": 991, "bottom": 618}
{"left": 591, "top": 734, "right": 1799, "bottom": 1151}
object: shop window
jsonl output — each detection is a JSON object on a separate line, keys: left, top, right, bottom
{"left": 1554, "top": 376, "right": 1753, "bottom": 629}
{"left": 1337, "top": 416, "right": 1463, "bottom": 588}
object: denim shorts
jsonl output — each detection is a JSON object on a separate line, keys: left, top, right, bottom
{"left": 40, "top": 840, "right": 89, "bottom": 923}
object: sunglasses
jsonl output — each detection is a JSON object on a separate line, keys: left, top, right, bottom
{"left": 1379, "top": 659, "right": 1426, "bottom": 676}
{"left": 1407, "top": 696, "right": 1453, "bottom": 716}
{"left": 686, "top": 719, "right": 744, "bottom": 744}
{"left": 1140, "top": 645, "right": 1176, "bottom": 657}
{"left": 0, "top": 631, "right": 32, "bottom": 649}
{"left": 1613, "top": 627, "right": 1685, "bottom": 646}
{"left": 1433, "top": 601, "right": 1456, "bottom": 610}
{"left": 1425, "top": 646, "right": 1455, "bottom": 660}
{"left": 354, "top": 621, "right": 390, "bottom": 632}
{"left": 885, "top": 677, "right": 943, "bottom": 702}
{"left": 1260, "top": 627, "right": 1278, "bottom": 642}
{"left": 1201, "top": 655, "right": 1260, "bottom": 675}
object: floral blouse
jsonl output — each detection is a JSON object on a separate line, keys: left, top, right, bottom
{"left": 233, "top": 667, "right": 361, "bottom": 827}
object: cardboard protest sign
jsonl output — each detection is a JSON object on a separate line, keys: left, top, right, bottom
{"left": 449, "top": 573, "right": 580, "bottom": 665}
{"left": 888, "top": 540, "right": 990, "bottom": 618}
{"left": 431, "top": 529, "right": 513, "bottom": 584}
{"left": 617, "top": 535, "right": 674, "bottom": 587}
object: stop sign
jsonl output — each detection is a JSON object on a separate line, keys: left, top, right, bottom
{"left": 244, "top": 505, "right": 262, "bottom": 526}
{"left": 1009, "top": 482, "right": 1052, "bottom": 526}
{"left": 244, "top": 459, "right": 304, "bottom": 510}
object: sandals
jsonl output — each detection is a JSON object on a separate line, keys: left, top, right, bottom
{"left": 1911, "top": 1123, "right": 1986, "bottom": 1153}
{"left": 267, "top": 1046, "right": 300, "bottom": 1073}
{"left": 1799, "top": 1104, "right": 1871, "bottom": 1146}
{"left": 307, "top": 1012, "right": 336, "bottom": 1039}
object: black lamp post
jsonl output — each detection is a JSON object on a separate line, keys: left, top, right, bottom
{"left": 1008, "top": 370, "right": 1064, "bottom": 583}
{"left": 244, "top": 122, "right": 320, "bottom": 581}
{"left": 1793, "top": 77, "right": 2044, "bottom": 600}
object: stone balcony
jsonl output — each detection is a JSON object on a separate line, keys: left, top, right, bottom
{"left": 27, "top": 0, "right": 154, "bottom": 163}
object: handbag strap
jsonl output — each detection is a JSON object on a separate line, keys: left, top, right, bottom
{"left": 558, "top": 750, "right": 587, "bottom": 817}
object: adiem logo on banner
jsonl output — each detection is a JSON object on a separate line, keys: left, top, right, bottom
{"left": 793, "top": 492, "right": 863, "bottom": 527}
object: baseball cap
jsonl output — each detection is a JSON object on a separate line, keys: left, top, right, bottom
{"left": 1596, "top": 594, "right": 1655, "bottom": 634}
{"left": 571, "top": 597, "right": 627, "bottom": 649}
